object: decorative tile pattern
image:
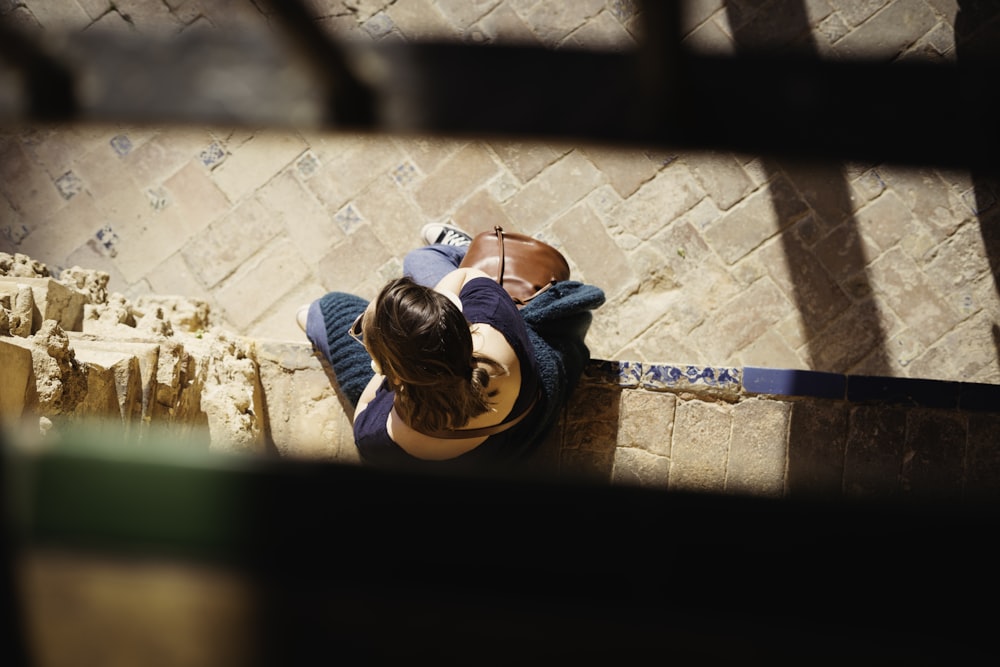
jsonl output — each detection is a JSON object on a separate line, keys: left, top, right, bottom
{"left": 584, "top": 360, "right": 641, "bottom": 387}
{"left": 646, "top": 151, "right": 678, "bottom": 167}
{"left": 391, "top": 161, "right": 417, "bottom": 186}
{"left": 641, "top": 363, "right": 741, "bottom": 394}
{"left": 146, "top": 187, "right": 170, "bottom": 211}
{"left": 110, "top": 134, "right": 133, "bottom": 156}
{"left": 198, "top": 141, "right": 226, "bottom": 168}
{"left": 609, "top": 0, "right": 640, "bottom": 22}
{"left": 855, "top": 168, "right": 886, "bottom": 200}
{"left": 959, "top": 293, "right": 976, "bottom": 315}
{"left": 1, "top": 223, "right": 30, "bottom": 246}
{"left": 582, "top": 361, "right": 743, "bottom": 394}
{"left": 962, "top": 186, "right": 994, "bottom": 215}
{"left": 54, "top": 171, "right": 84, "bottom": 200}
{"left": 295, "top": 151, "right": 320, "bottom": 179}
{"left": 363, "top": 13, "right": 395, "bottom": 39}
{"left": 93, "top": 225, "right": 120, "bottom": 258}
{"left": 580, "top": 359, "right": 1000, "bottom": 417}
{"left": 334, "top": 203, "right": 364, "bottom": 235}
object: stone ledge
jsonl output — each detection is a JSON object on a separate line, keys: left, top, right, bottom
{"left": 586, "top": 361, "right": 1000, "bottom": 415}
{"left": 742, "top": 365, "right": 1000, "bottom": 412}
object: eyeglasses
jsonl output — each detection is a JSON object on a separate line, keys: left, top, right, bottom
{"left": 348, "top": 313, "right": 364, "bottom": 345}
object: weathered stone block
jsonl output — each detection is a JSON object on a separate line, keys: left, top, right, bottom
{"left": 727, "top": 398, "right": 790, "bottom": 498}
{"left": 199, "top": 333, "right": 266, "bottom": 455}
{"left": 68, "top": 335, "right": 161, "bottom": 423}
{"left": 611, "top": 446, "right": 670, "bottom": 489}
{"left": 504, "top": 151, "right": 605, "bottom": 234}
{"left": 0, "top": 337, "right": 33, "bottom": 426}
{"left": 523, "top": 0, "right": 607, "bottom": 44}
{"left": 608, "top": 163, "right": 704, "bottom": 242}
{"left": 901, "top": 409, "right": 966, "bottom": 501}
{"left": 72, "top": 359, "right": 128, "bottom": 425}
{"left": 257, "top": 171, "right": 343, "bottom": 266}
{"left": 583, "top": 146, "right": 661, "bottom": 199}
{"left": 0, "top": 277, "right": 87, "bottom": 332}
{"left": 854, "top": 190, "right": 918, "bottom": 253}
{"left": 558, "top": 447, "right": 614, "bottom": 484}
{"left": 213, "top": 238, "right": 311, "bottom": 331}
{"left": 786, "top": 400, "right": 848, "bottom": 499}
{"left": 833, "top": 1, "right": 939, "bottom": 60}
{"left": 843, "top": 404, "right": 906, "bottom": 499}
{"left": 552, "top": 206, "right": 635, "bottom": 299}
{"left": 616, "top": 390, "right": 675, "bottom": 457}
{"left": 355, "top": 178, "right": 430, "bottom": 260}
{"left": 760, "top": 231, "right": 848, "bottom": 331}
{"left": 684, "top": 151, "right": 755, "bottom": 211}
{"left": 867, "top": 247, "right": 957, "bottom": 347}
{"left": 181, "top": 198, "right": 283, "bottom": 289}
{"left": 27, "top": 0, "right": 97, "bottom": 29}
{"left": 385, "top": 0, "right": 457, "bottom": 40}
{"left": 209, "top": 131, "right": 308, "bottom": 204}
{"left": 489, "top": 141, "right": 560, "bottom": 184}
{"left": 703, "top": 174, "right": 806, "bottom": 264}
{"left": 669, "top": 398, "right": 732, "bottom": 494}
{"left": 414, "top": 143, "right": 501, "bottom": 219}
{"left": 255, "top": 341, "right": 357, "bottom": 462}
{"left": 966, "top": 413, "right": 1000, "bottom": 501}
{"left": 814, "top": 303, "right": 891, "bottom": 372}
{"left": 690, "top": 277, "right": 791, "bottom": 360}
{"left": 71, "top": 346, "right": 144, "bottom": 431}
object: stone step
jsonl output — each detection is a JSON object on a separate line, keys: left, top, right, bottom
{"left": 255, "top": 340, "right": 1000, "bottom": 502}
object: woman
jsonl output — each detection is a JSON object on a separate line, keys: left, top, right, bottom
{"left": 301, "top": 224, "right": 544, "bottom": 470}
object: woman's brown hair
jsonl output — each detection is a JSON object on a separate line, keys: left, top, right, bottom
{"left": 364, "top": 277, "right": 503, "bottom": 434}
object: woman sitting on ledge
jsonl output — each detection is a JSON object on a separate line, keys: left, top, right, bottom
{"left": 299, "top": 223, "right": 605, "bottom": 473}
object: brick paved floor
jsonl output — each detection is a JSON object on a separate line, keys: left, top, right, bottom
{"left": 2, "top": 0, "right": 999, "bottom": 384}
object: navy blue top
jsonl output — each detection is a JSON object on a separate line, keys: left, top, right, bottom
{"left": 352, "top": 277, "right": 543, "bottom": 470}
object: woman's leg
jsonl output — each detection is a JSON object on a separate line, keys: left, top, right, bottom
{"left": 403, "top": 244, "right": 467, "bottom": 287}
{"left": 305, "top": 292, "right": 373, "bottom": 407}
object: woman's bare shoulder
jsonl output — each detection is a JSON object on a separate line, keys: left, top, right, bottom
{"left": 387, "top": 407, "right": 488, "bottom": 460}
{"left": 472, "top": 322, "right": 520, "bottom": 369}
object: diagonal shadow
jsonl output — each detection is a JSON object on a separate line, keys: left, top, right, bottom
{"left": 722, "top": 0, "right": 891, "bottom": 376}
{"left": 954, "top": 1, "right": 1000, "bottom": 370}
{"left": 722, "top": 0, "right": 890, "bottom": 499}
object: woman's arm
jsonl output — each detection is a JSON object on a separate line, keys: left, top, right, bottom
{"left": 432, "top": 267, "right": 492, "bottom": 298}
{"left": 352, "top": 372, "right": 385, "bottom": 423}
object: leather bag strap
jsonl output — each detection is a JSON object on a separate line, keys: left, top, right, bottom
{"left": 417, "top": 391, "right": 540, "bottom": 439}
{"left": 494, "top": 225, "right": 506, "bottom": 286}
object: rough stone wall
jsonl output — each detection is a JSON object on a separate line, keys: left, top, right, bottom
{"left": 0, "top": 252, "right": 344, "bottom": 457}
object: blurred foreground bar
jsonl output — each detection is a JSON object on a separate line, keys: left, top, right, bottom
{"left": 1, "top": 14, "right": 998, "bottom": 169}
{"left": 3, "top": 428, "right": 1000, "bottom": 664}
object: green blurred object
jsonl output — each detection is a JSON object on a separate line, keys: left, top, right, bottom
{"left": 3, "top": 426, "right": 262, "bottom": 564}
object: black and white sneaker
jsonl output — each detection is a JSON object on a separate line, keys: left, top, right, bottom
{"left": 421, "top": 223, "right": 472, "bottom": 247}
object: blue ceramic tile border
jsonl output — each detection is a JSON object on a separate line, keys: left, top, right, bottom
{"left": 641, "top": 364, "right": 741, "bottom": 393}
{"left": 583, "top": 361, "right": 741, "bottom": 393}
{"left": 586, "top": 360, "right": 1000, "bottom": 413}
{"left": 583, "top": 360, "right": 641, "bottom": 388}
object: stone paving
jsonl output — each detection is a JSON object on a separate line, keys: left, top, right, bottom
{"left": 2, "top": 0, "right": 1000, "bottom": 389}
